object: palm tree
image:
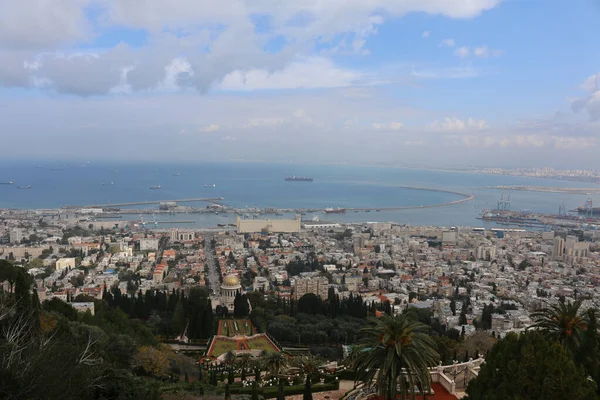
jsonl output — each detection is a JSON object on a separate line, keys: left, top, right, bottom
{"left": 352, "top": 314, "right": 440, "bottom": 400}
{"left": 261, "top": 352, "right": 289, "bottom": 377}
{"left": 236, "top": 353, "right": 253, "bottom": 380}
{"left": 223, "top": 350, "right": 236, "bottom": 366}
{"left": 292, "top": 355, "right": 321, "bottom": 377}
{"left": 530, "top": 299, "right": 588, "bottom": 355}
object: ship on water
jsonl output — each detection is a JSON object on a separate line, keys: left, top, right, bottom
{"left": 324, "top": 207, "right": 346, "bottom": 214}
{"left": 575, "top": 199, "right": 600, "bottom": 216}
{"left": 0, "top": 181, "right": 14, "bottom": 185}
{"left": 285, "top": 175, "right": 313, "bottom": 182}
{"left": 576, "top": 206, "right": 600, "bottom": 216}
{"left": 150, "top": 185, "right": 162, "bottom": 190}
{"left": 18, "top": 185, "right": 32, "bottom": 189}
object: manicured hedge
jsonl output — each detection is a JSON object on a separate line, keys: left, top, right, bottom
{"left": 336, "top": 369, "right": 357, "bottom": 381}
{"left": 225, "top": 382, "right": 339, "bottom": 399}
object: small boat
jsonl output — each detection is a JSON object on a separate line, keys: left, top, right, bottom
{"left": 102, "top": 182, "right": 114, "bottom": 186}
{"left": 18, "top": 185, "right": 32, "bottom": 189}
{"left": 204, "top": 184, "right": 216, "bottom": 188}
{"left": 173, "top": 173, "right": 181, "bottom": 176}
{"left": 150, "top": 185, "right": 162, "bottom": 190}
{"left": 0, "top": 181, "right": 14, "bottom": 185}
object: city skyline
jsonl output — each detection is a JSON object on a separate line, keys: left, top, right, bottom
{"left": 1, "top": 1, "right": 599, "bottom": 167}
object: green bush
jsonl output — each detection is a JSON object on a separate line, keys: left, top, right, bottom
{"left": 336, "top": 369, "right": 357, "bottom": 381}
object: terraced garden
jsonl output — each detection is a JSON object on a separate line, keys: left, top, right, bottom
{"left": 246, "top": 335, "right": 278, "bottom": 353}
{"left": 218, "top": 319, "right": 256, "bottom": 337}
{"left": 207, "top": 319, "right": 279, "bottom": 357}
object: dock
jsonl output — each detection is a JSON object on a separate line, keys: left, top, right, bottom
{"left": 66, "top": 197, "right": 225, "bottom": 208}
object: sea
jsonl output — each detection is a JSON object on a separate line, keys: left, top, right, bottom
{"left": 1, "top": 160, "right": 598, "bottom": 229}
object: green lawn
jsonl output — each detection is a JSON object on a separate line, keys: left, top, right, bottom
{"left": 210, "top": 338, "right": 236, "bottom": 357}
{"left": 247, "top": 336, "right": 278, "bottom": 353}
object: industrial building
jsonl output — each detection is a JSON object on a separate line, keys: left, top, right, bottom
{"left": 170, "top": 229, "right": 195, "bottom": 242}
{"left": 236, "top": 215, "right": 301, "bottom": 233}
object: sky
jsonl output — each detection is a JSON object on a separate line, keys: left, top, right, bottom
{"left": 0, "top": 0, "right": 599, "bottom": 168}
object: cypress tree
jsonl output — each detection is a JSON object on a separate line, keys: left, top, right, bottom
{"left": 251, "top": 381, "right": 259, "bottom": 400}
{"left": 303, "top": 375, "right": 312, "bottom": 400}
{"left": 277, "top": 379, "right": 286, "bottom": 400}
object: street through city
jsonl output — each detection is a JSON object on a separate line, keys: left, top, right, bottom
{"left": 203, "top": 232, "right": 220, "bottom": 297}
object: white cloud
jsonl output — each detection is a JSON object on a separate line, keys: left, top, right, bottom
{"left": 473, "top": 45, "right": 503, "bottom": 57}
{"left": 0, "top": 0, "right": 91, "bottom": 49}
{"left": 245, "top": 117, "right": 286, "bottom": 128}
{"left": 422, "top": 31, "right": 430, "bottom": 38}
{"left": 429, "top": 117, "right": 488, "bottom": 131}
{"left": 372, "top": 121, "right": 403, "bottom": 130}
{"left": 453, "top": 46, "right": 470, "bottom": 58}
{"left": 581, "top": 73, "right": 600, "bottom": 92}
{"left": 222, "top": 135, "right": 237, "bottom": 142}
{"left": 515, "top": 135, "right": 545, "bottom": 147}
{"left": 552, "top": 136, "right": 596, "bottom": 149}
{"left": 571, "top": 72, "right": 600, "bottom": 121}
{"left": 0, "top": 0, "right": 504, "bottom": 95}
{"left": 199, "top": 124, "right": 221, "bottom": 132}
{"left": 217, "top": 57, "right": 362, "bottom": 91}
{"left": 439, "top": 39, "right": 455, "bottom": 47}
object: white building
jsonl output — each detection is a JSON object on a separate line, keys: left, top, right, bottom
{"left": 294, "top": 276, "right": 329, "bottom": 300}
{"left": 9, "top": 229, "right": 23, "bottom": 244}
{"left": 70, "top": 302, "right": 95, "bottom": 315}
{"left": 221, "top": 274, "right": 242, "bottom": 311}
{"left": 253, "top": 276, "right": 270, "bottom": 291}
{"left": 56, "top": 258, "right": 77, "bottom": 271}
{"left": 170, "top": 229, "right": 195, "bottom": 242}
{"left": 140, "top": 238, "right": 160, "bottom": 251}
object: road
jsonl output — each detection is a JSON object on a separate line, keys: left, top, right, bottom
{"left": 203, "top": 232, "right": 221, "bottom": 297}
{"left": 156, "top": 236, "right": 169, "bottom": 264}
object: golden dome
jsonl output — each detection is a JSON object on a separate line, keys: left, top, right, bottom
{"left": 222, "top": 274, "right": 240, "bottom": 287}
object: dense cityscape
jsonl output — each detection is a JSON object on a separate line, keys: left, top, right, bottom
{"left": 2, "top": 0, "right": 599, "bottom": 399}
{"left": 2, "top": 203, "right": 600, "bottom": 398}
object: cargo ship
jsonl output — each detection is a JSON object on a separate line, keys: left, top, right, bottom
{"left": 324, "top": 207, "right": 346, "bottom": 214}
{"left": 576, "top": 206, "right": 600, "bottom": 216}
{"left": 150, "top": 185, "right": 162, "bottom": 190}
{"left": 285, "top": 176, "right": 313, "bottom": 182}
{"left": 0, "top": 181, "right": 14, "bottom": 185}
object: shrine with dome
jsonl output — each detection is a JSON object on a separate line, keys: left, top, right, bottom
{"left": 220, "top": 273, "right": 242, "bottom": 311}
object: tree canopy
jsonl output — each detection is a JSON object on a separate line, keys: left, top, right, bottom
{"left": 466, "top": 331, "right": 598, "bottom": 400}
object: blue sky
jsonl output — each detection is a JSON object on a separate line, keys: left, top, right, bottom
{"left": 0, "top": 0, "right": 598, "bottom": 167}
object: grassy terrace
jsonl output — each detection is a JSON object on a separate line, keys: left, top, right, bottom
{"left": 218, "top": 319, "right": 255, "bottom": 337}
{"left": 246, "top": 335, "right": 278, "bottom": 353}
{"left": 208, "top": 319, "right": 278, "bottom": 357}
{"left": 210, "top": 338, "right": 237, "bottom": 356}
